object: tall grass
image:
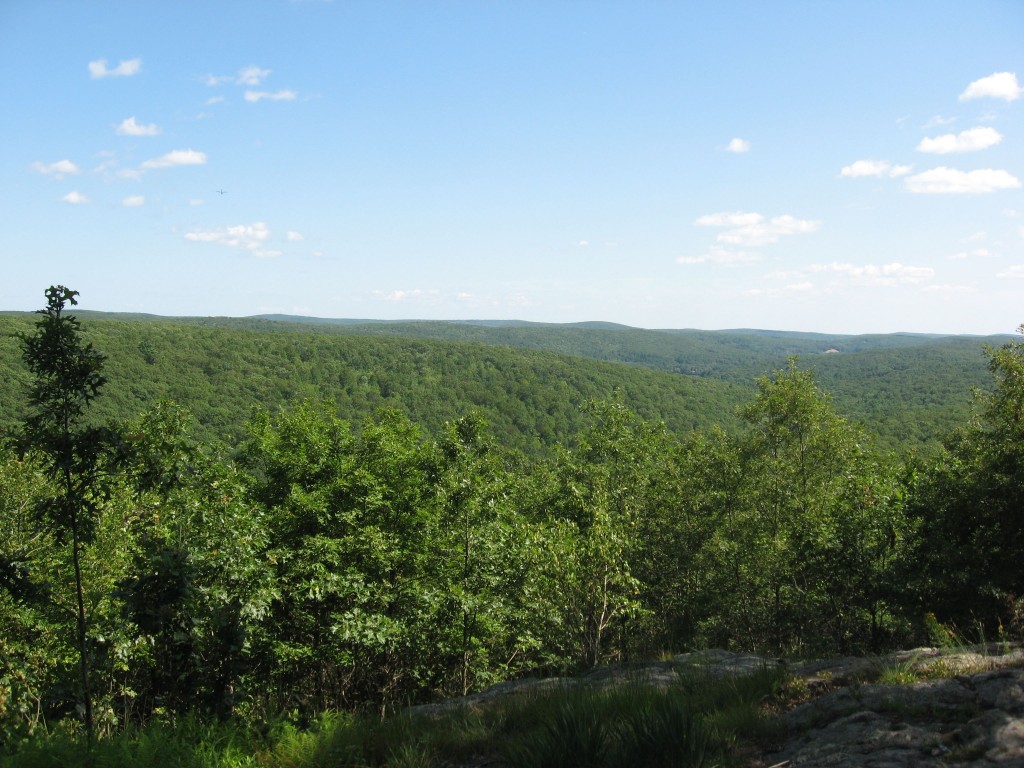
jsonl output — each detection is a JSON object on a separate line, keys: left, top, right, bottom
{"left": 2, "top": 665, "right": 786, "bottom": 768}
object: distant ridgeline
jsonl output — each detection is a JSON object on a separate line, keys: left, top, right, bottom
{"left": 0, "top": 311, "right": 1007, "bottom": 454}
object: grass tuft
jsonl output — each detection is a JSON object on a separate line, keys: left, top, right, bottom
{"left": 2, "top": 665, "right": 787, "bottom": 768}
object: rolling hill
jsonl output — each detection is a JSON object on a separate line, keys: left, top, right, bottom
{"left": 1, "top": 311, "right": 1009, "bottom": 454}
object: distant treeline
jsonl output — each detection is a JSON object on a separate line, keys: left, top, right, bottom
{"left": 0, "top": 312, "right": 1004, "bottom": 455}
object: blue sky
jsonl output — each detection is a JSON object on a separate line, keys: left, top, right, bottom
{"left": 2, "top": 1, "right": 1022, "bottom": 333}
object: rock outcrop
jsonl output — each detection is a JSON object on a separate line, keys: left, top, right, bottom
{"left": 410, "top": 644, "right": 1024, "bottom": 766}
{"left": 762, "top": 645, "right": 1024, "bottom": 767}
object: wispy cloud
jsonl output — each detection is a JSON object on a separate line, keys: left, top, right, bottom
{"left": 808, "top": 261, "right": 934, "bottom": 284}
{"left": 62, "top": 191, "right": 89, "bottom": 205}
{"left": 116, "top": 116, "right": 161, "bottom": 136}
{"left": 244, "top": 90, "right": 297, "bottom": 103}
{"left": 88, "top": 58, "right": 141, "bottom": 79}
{"left": 286, "top": 231, "right": 304, "bottom": 241}
{"left": 905, "top": 167, "right": 1021, "bottom": 194}
{"left": 140, "top": 149, "right": 208, "bottom": 169}
{"left": 750, "top": 261, "right": 936, "bottom": 295}
{"left": 916, "top": 127, "right": 1002, "bottom": 154}
{"left": 684, "top": 211, "right": 818, "bottom": 267}
{"left": 997, "top": 265, "right": 1024, "bottom": 280}
{"left": 122, "top": 195, "right": 145, "bottom": 207}
{"left": 184, "top": 222, "right": 280, "bottom": 258}
{"left": 205, "top": 66, "right": 272, "bottom": 87}
{"left": 203, "top": 65, "right": 298, "bottom": 103}
{"left": 32, "top": 159, "right": 80, "bottom": 178}
{"left": 694, "top": 212, "right": 763, "bottom": 228}
{"left": 696, "top": 211, "right": 818, "bottom": 247}
{"left": 840, "top": 159, "right": 913, "bottom": 178}
{"left": 676, "top": 246, "right": 760, "bottom": 265}
{"left": 237, "top": 66, "right": 271, "bottom": 85}
{"left": 960, "top": 71, "right": 1022, "bottom": 102}
{"left": 949, "top": 248, "right": 990, "bottom": 261}
{"left": 725, "top": 138, "right": 750, "bottom": 153}
{"left": 376, "top": 288, "right": 426, "bottom": 301}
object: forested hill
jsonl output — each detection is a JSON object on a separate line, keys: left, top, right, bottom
{"left": 250, "top": 314, "right": 1007, "bottom": 382}
{"left": 0, "top": 313, "right": 750, "bottom": 454}
{"left": 0, "top": 311, "right": 1006, "bottom": 453}
{"left": 249, "top": 316, "right": 1008, "bottom": 452}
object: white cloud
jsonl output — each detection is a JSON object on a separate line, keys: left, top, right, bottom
{"left": 91, "top": 150, "right": 119, "bottom": 174}
{"left": 122, "top": 195, "right": 145, "bottom": 207}
{"left": 575, "top": 240, "right": 590, "bottom": 246}
{"left": 725, "top": 138, "right": 750, "bottom": 153}
{"left": 923, "top": 115, "right": 957, "bottom": 129}
{"left": 676, "top": 246, "right": 761, "bottom": 265}
{"left": 840, "top": 159, "right": 913, "bottom": 178}
{"left": 237, "top": 66, "right": 271, "bottom": 85}
{"left": 809, "top": 261, "right": 934, "bottom": 285}
{"left": 997, "top": 265, "right": 1024, "bottom": 280}
{"left": 905, "top": 167, "right": 1021, "bottom": 194}
{"left": 286, "top": 231, "right": 304, "bottom": 241}
{"left": 949, "top": 248, "right": 990, "bottom": 261}
{"left": 244, "top": 89, "right": 297, "bottom": 103}
{"left": 185, "top": 222, "right": 279, "bottom": 257}
{"left": 378, "top": 289, "right": 425, "bottom": 301}
{"left": 62, "top": 191, "right": 89, "bottom": 205}
{"left": 694, "top": 211, "right": 818, "bottom": 249}
{"left": 916, "top": 127, "right": 1002, "bottom": 154}
{"left": 32, "top": 159, "right": 80, "bottom": 178}
{"left": 205, "top": 67, "right": 272, "bottom": 87}
{"left": 116, "top": 116, "right": 161, "bottom": 136}
{"left": 140, "top": 149, "right": 208, "bottom": 169}
{"left": 960, "top": 71, "right": 1022, "bottom": 102}
{"left": 205, "top": 96, "right": 225, "bottom": 106}
{"left": 88, "top": 58, "right": 141, "bottom": 79}
{"left": 766, "top": 215, "right": 818, "bottom": 235}
{"left": 695, "top": 211, "right": 763, "bottom": 227}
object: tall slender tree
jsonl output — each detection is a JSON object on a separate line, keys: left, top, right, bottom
{"left": 18, "top": 286, "right": 115, "bottom": 740}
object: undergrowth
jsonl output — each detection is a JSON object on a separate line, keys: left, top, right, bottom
{"left": 1, "top": 665, "right": 787, "bottom": 768}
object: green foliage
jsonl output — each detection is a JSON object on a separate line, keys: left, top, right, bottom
{"left": 538, "top": 399, "right": 668, "bottom": 667}
{"left": 0, "top": 311, "right": 999, "bottom": 457}
{"left": 420, "top": 414, "right": 548, "bottom": 695}
{"left": 242, "top": 315, "right": 1001, "bottom": 454}
{"left": 5, "top": 287, "right": 1024, "bottom": 763}
{"left": 689, "top": 361, "right": 909, "bottom": 655}
{"left": 14, "top": 286, "right": 125, "bottom": 741}
{"left": 242, "top": 403, "right": 435, "bottom": 712}
{"left": 906, "top": 326, "right": 1024, "bottom": 634}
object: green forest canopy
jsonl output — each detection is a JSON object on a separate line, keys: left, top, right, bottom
{"left": 2, "top": 289, "right": 1023, "bottom": 758}
{"left": 0, "top": 311, "right": 1007, "bottom": 455}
